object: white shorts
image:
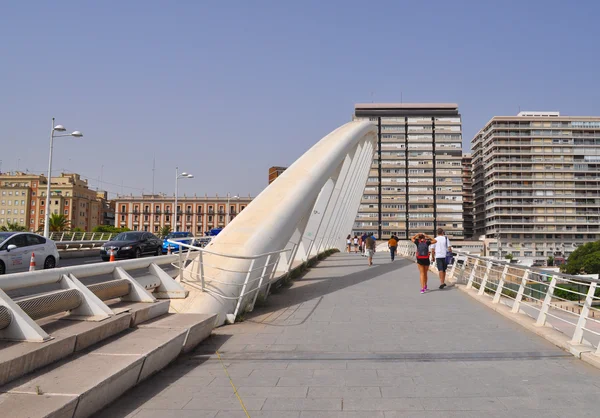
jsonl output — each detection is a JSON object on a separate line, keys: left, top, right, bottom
{"left": 365, "top": 249, "right": 374, "bottom": 257}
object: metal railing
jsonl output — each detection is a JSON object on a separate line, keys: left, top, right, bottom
{"left": 397, "top": 241, "right": 600, "bottom": 357}
{"left": 49, "top": 232, "right": 118, "bottom": 242}
{"left": 167, "top": 239, "right": 291, "bottom": 319}
{"left": 0, "top": 255, "right": 185, "bottom": 342}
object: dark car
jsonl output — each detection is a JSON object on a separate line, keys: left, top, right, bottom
{"left": 100, "top": 231, "right": 162, "bottom": 261}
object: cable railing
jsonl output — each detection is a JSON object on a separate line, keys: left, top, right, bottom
{"left": 396, "top": 241, "right": 600, "bottom": 356}
{"left": 166, "top": 239, "right": 292, "bottom": 320}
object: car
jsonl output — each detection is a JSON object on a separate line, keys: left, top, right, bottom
{"left": 100, "top": 231, "right": 162, "bottom": 261}
{"left": 0, "top": 232, "right": 60, "bottom": 275}
{"left": 162, "top": 231, "right": 193, "bottom": 254}
{"left": 208, "top": 228, "right": 222, "bottom": 236}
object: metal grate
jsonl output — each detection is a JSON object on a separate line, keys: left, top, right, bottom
{"left": 0, "top": 306, "right": 12, "bottom": 330}
{"left": 16, "top": 289, "right": 83, "bottom": 320}
{"left": 88, "top": 279, "right": 131, "bottom": 301}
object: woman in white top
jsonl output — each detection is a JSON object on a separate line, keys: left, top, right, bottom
{"left": 346, "top": 234, "right": 352, "bottom": 253}
{"left": 353, "top": 236, "right": 359, "bottom": 253}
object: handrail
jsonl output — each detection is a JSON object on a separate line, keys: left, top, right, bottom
{"left": 166, "top": 240, "right": 291, "bottom": 260}
{"left": 396, "top": 240, "right": 600, "bottom": 357}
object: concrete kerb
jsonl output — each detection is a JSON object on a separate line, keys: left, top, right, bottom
{"left": 455, "top": 271, "right": 600, "bottom": 372}
{"left": 396, "top": 253, "right": 600, "bottom": 372}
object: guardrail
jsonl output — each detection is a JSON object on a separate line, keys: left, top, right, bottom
{"left": 0, "top": 255, "right": 185, "bottom": 342}
{"left": 50, "top": 232, "right": 118, "bottom": 242}
{"left": 167, "top": 239, "right": 290, "bottom": 321}
{"left": 397, "top": 241, "right": 600, "bottom": 358}
{"left": 52, "top": 235, "right": 213, "bottom": 251}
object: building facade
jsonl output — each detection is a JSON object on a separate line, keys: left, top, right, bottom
{"left": 268, "top": 166, "right": 287, "bottom": 184}
{"left": 0, "top": 172, "right": 108, "bottom": 232}
{"left": 353, "top": 103, "right": 464, "bottom": 239}
{"left": 471, "top": 111, "right": 600, "bottom": 261}
{"left": 113, "top": 195, "right": 253, "bottom": 234}
{"left": 462, "top": 154, "right": 474, "bottom": 239}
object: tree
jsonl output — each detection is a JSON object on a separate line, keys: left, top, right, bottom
{"left": 92, "top": 225, "right": 130, "bottom": 233}
{"left": 504, "top": 254, "right": 514, "bottom": 261}
{"left": 0, "top": 221, "right": 27, "bottom": 232}
{"left": 158, "top": 225, "right": 171, "bottom": 238}
{"left": 547, "top": 256, "right": 554, "bottom": 267}
{"left": 46, "top": 213, "right": 70, "bottom": 232}
{"left": 562, "top": 240, "right": 600, "bottom": 275}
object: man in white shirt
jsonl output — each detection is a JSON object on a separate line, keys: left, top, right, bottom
{"left": 432, "top": 228, "right": 452, "bottom": 289}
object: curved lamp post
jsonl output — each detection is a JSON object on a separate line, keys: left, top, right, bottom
{"left": 44, "top": 118, "right": 83, "bottom": 238}
{"left": 173, "top": 167, "right": 193, "bottom": 231}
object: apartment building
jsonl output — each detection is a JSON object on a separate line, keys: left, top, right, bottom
{"left": 471, "top": 111, "right": 600, "bottom": 261}
{"left": 0, "top": 172, "right": 108, "bottom": 231}
{"left": 353, "top": 103, "right": 464, "bottom": 239}
{"left": 462, "top": 154, "right": 474, "bottom": 239}
{"left": 114, "top": 195, "right": 253, "bottom": 234}
{"left": 268, "top": 166, "right": 287, "bottom": 184}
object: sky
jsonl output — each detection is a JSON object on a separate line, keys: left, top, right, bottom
{"left": 1, "top": 0, "right": 599, "bottom": 198}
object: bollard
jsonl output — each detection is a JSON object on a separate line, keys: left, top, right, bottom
{"left": 29, "top": 253, "right": 36, "bottom": 271}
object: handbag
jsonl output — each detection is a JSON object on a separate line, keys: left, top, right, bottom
{"left": 445, "top": 236, "right": 454, "bottom": 264}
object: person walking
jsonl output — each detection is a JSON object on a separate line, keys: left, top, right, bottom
{"left": 361, "top": 232, "right": 368, "bottom": 256}
{"left": 388, "top": 235, "right": 398, "bottom": 261}
{"left": 346, "top": 234, "right": 352, "bottom": 253}
{"left": 432, "top": 228, "right": 452, "bottom": 289}
{"left": 365, "top": 233, "right": 376, "bottom": 266}
{"left": 412, "top": 233, "right": 437, "bottom": 293}
{"left": 353, "top": 235, "right": 359, "bottom": 253}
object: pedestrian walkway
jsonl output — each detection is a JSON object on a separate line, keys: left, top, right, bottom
{"left": 95, "top": 252, "right": 600, "bottom": 418}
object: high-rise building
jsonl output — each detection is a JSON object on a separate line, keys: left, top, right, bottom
{"left": 114, "top": 195, "right": 253, "bottom": 234}
{"left": 471, "top": 111, "right": 600, "bottom": 262}
{"left": 268, "top": 166, "right": 287, "bottom": 184}
{"left": 462, "top": 154, "right": 474, "bottom": 239}
{"left": 353, "top": 103, "right": 464, "bottom": 239}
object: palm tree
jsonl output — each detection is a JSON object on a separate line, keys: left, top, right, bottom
{"left": 41, "top": 213, "right": 71, "bottom": 232}
{"left": 158, "top": 225, "right": 171, "bottom": 238}
{"left": 0, "top": 221, "right": 27, "bottom": 232}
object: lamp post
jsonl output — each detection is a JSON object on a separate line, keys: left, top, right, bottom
{"left": 44, "top": 118, "right": 83, "bottom": 238}
{"left": 226, "top": 193, "right": 239, "bottom": 225}
{"left": 173, "top": 167, "right": 193, "bottom": 231}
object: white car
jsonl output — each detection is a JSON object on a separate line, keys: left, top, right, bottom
{"left": 0, "top": 232, "right": 60, "bottom": 275}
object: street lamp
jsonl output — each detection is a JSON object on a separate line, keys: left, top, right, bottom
{"left": 226, "top": 193, "right": 239, "bottom": 225}
{"left": 173, "top": 167, "right": 193, "bottom": 231}
{"left": 44, "top": 118, "right": 83, "bottom": 238}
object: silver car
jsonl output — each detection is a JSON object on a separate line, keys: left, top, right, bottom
{"left": 0, "top": 232, "right": 60, "bottom": 275}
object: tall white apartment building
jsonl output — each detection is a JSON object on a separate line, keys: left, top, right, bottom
{"left": 471, "top": 111, "right": 600, "bottom": 262}
{"left": 353, "top": 103, "right": 464, "bottom": 239}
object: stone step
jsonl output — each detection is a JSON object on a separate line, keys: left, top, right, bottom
{"left": 0, "top": 300, "right": 170, "bottom": 387}
{"left": 0, "top": 312, "right": 216, "bottom": 418}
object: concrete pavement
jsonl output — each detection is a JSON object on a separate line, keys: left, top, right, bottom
{"left": 94, "top": 252, "right": 600, "bottom": 417}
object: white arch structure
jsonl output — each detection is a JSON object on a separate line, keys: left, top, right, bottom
{"left": 171, "top": 121, "right": 377, "bottom": 324}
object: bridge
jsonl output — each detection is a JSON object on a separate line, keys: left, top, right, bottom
{"left": 1, "top": 121, "right": 600, "bottom": 417}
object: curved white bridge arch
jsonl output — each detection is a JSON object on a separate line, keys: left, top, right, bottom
{"left": 171, "top": 121, "right": 377, "bottom": 324}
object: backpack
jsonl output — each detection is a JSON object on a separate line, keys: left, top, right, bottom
{"left": 416, "top": 240, "right": 430, "bottom": 259}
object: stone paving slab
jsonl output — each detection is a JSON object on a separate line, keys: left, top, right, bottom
{"left": 92, "top": 252, "right": 600, "bottom": 417}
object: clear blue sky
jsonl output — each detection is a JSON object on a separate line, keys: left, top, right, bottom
{"left": 1, "top": 0, "right": 599, "bottom": 198}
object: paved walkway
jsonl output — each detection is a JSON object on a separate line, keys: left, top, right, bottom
{"left": 96, "top": 252, "right": 600, "bottom": 418}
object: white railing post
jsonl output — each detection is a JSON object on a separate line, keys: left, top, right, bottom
{"left": 248, "top": 254, "right": 272, "bottom": 312}
{"left": 466, "top": 259, "right": 479, "bottom": 289}
{"left": 448, "top": 257, "right": 459, "bottom": 282}
{"left": 478, "top": 261, "right": 492, "bottom": 296}
{"left": 91, "top": 233, "right": 96, "bottom": 241}
{"left": 233, "top": 259, "right": 256, "bottom": 319}
{"left": 493, "top": 264, "right": 509, "bottom": 304}
{"left": 535, "top": 276, "right": 557, "bottom": 327}
{"left": 198, "top": 251, "right": 205, "bottom": 290}
{"left": 60, "top": 232, "right": 65, "bottom": 241}
{"left": 511, "top": 269, "right": 530, "bottom": 313}
{"left": 571, "top": 281, "right": 597, "bottom": 345}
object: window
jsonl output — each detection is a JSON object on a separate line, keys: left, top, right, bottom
{"left": 121, "top": 205, "right": 126, "bottom": 212}
{"left": 65, "top": 201, "right": 69, "bottom": 206}
{"left": 64, "top": 210, "right": 69, "bottom": 215}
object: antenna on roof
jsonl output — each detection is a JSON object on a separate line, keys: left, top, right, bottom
{"left": 370, "top": 91, "right": 374, "bottom": 103}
